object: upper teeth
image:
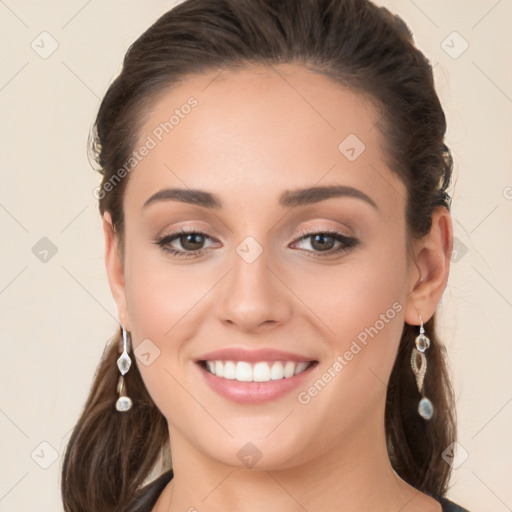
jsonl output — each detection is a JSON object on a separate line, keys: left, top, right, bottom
{"left": 205, "top": 360, "right": 310, "bottom": 382}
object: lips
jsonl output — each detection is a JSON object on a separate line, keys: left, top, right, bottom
{"left": 195, "top": 347, "right": 318, "bottom": 403}
{"left": 196, "top": 347, "right": 315, "bottom": 363}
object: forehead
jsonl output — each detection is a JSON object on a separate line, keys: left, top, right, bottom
{"left": 125, "top": 63, "right": 405, "bottom": 215}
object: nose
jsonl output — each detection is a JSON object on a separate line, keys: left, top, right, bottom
{"left": 215, "top": 245, "right": 293, "bottom": 334}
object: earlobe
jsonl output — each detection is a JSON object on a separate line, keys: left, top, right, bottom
{"left": 404, "top": 207, "right": 453, "bottom": 325}
{"left": 102, "top": 212, "right": 130, "bottom": 330}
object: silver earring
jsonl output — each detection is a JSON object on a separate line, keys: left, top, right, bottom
{"left": 115, "top": 325, "right": 133, "bottom": 412}
{"left": 410, "top": 315, "right": 433, "bottom": 420}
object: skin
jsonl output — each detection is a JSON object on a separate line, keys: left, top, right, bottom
{"left": 103, "top": 63, "right": 452, "bottom": 512}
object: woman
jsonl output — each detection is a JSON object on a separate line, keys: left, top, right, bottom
{"left": 61, "top": 0, "right": 471, "bottom": 510}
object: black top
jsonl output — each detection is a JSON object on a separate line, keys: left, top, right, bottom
{"left": 124, "top": 469, "right": 471, "bottom": 512}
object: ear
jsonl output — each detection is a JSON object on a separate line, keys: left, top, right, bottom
{"left": 103, "top": 211, "right": 130, "bottom": 330}
{"left": 404, "top": 206, "right": 453, "bottom": 326}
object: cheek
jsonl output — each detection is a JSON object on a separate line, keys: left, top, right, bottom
{"left": 291, "top": 234, "right": 408, "bottom": 411}
{"left": 122, "top": 235, "right": 238, "bottom": 416}
{"left": 123, "top": 233, "right": 208, "bottom": 336}
{"left": 124, "top": 256, "right": 204, "bottom": 420}
{"left": 292, "top": 232, "right": 407, "bottom": 345}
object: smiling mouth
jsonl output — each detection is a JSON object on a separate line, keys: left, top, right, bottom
{"left": 198, "top": 359, "right": 317, "bottom": 382}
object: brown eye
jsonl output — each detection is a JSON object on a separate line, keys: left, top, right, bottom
{"left": 154, "top": 228, "right": 217, "bottom": 258}
{"left": 291, "top": 229, "right": 359, "bottom": 257}
{"left": 309, "top": 233, "right": 336, "bottom": 252}
{"left": 179, "top": 233, "right": 206, "bottom": 251}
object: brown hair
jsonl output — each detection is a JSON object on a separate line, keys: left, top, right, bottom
{"left": 61, "top": 0, "right": 456, "bottom": 510}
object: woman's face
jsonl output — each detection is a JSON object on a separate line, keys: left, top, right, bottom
{"left": 108, "top": 63, "right": 423, "bottom": 469}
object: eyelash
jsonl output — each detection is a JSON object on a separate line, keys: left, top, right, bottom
{"left": 153, "top": 226, "right": 359, "bottom": 260}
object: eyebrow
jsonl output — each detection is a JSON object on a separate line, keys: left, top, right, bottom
{"left": 142, "top": 185, "right": 378, "bottom": 211}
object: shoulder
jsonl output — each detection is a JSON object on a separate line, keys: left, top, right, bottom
{"left": 122, "top": 469, "right": 174, "bottom": 512}
{"left": 437, "top": 496, "right": 471, "bottom": 512}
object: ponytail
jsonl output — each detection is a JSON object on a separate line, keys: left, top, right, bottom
{"left": 386, "top": 315, "right": 456, "bottom": 498}
{"left": 61, "top": 327, "right": 168, "bottom": 512}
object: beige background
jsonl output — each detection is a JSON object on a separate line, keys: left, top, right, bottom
{"left": 1, "top": 1, "right": 511, "bottom": 511}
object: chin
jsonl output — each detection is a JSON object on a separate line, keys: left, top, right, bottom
{"left": 198, "top": 434, "right": 314, "bottom": 472}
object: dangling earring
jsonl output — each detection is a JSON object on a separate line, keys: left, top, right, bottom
{"left": 410, "top": 315, "right": 433, "bottom": 420}
{"left": 115, "top": 325, "right": 133, "bottom": 412}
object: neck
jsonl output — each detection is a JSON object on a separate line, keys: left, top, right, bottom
{"left": 155, "top": 411, "right": 438, "bottom": 512}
